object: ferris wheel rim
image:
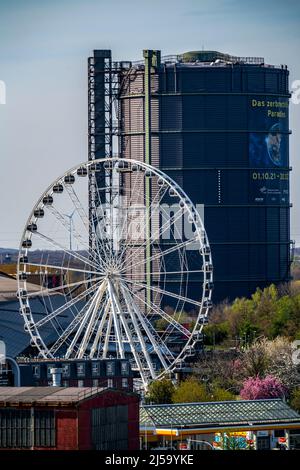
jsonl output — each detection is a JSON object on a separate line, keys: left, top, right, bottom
{"left": 17, "top": 157, "right": 213, "bottom": 384}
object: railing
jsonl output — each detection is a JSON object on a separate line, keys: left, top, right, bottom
{"left": 131, "top": 53, "right": 286, "bottom": 69}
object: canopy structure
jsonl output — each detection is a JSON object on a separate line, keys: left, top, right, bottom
{"left": 140, "top": 399, "right": 300, "bottom": 436}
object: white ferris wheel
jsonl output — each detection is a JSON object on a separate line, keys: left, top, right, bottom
{"left": 17, "top": 158, "right": 213, "bottom": 389}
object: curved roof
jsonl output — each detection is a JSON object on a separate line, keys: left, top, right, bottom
{"left": 0, "top": 295, "right": 81, "bottom": 357}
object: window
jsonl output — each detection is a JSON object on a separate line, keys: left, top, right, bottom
{"left": 290, "top": 432, "right": 300, "bottom": 450}
{"left": 76, "top": 363, "right": 85, "bottom": 377}
{"left": 0, "top": 409, "right": 32, "bottom": 448}
{"left": 120, "top": 362, "right": 129, "bottom": 376}
{"left": 122, "top": 378, "right": 128, "bottom": 388}
{"left": 93, "top": 379, "right": 99, "bottom": 387}
{"left": 257, "top": 436, "right": 270, "bottom": 450}
{"left": 107, "top": 378, "right": 113, "bottom": 388}
{"left": 0, "top": 409, "right": 55, "bottom": 448}
{"left": 32, "top": 365, "right": 40, "bottom": 378}
{"left": 78, "top": 380, "right": 84, "bottom": 387}
{"left": 34, "top": 410, "right": 55, "bottom": 447}
{"left": 92, "top": 362, "right": 100, "bottom": 376}
{"left": 47, "top": 364, "right": 55, "bottom": 378}
{"left": 106, "top": 362, "right": 115, "bottom": 376}
{"left": 62, "top": 363, "right": 70, "bottom": 378}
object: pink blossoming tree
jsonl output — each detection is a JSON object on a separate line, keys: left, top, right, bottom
{"left": 240, "top": 375, "right": 287, "bottom": 400}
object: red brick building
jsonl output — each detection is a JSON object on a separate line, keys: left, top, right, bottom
{"left": 0, "top": 387, "right": 139, "bottom": 450}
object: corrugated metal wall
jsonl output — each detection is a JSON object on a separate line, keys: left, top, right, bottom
{"left": 91, "top": 405, "right": 128, "bottom": 450}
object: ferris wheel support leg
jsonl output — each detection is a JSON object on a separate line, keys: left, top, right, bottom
{"left": 120, "top": 283, "right": 156, "bottom": 380}
{"left": 107, "top": 279, "right": 125, "bottom": 359}
{"left": 109, "top": 279, "right": 149, "bottom": 389}
{"left": 65, "top": 280, "right": 105, "bottom": 358}
{"left": 77, "top": 280, "right": 107, "bottom": 358}
{"left": 89, "top": 298, "right": 111, "bottom": 358}
{"left": 102, "top": 304, "right": 113, "bottom": 358}
{"left": 121, "top": 283, "right": 170, "bottom": 371}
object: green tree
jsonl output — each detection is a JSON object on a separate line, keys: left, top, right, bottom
{"left": 227, "top": 297, "right": 255, "bottom": 340}
{"left": 146, "top": 379, "right": 175, "bottom": 404}
{"left": 211, "top": 385, "right": 236, "bottom": 401}
{"left": 270, "top": 295, "right": 293, "bottom": 337}
{"left": 203, "top": 322, "right": 229, "bottom": 346}
{"left": 238, "top": 319, "right": 259, "bottom": 346}
{"left": 172, "top": 377, "right": 211, "bottom": 403}
{"left": 290, "top": 388, "right": 300, "bottom": 413}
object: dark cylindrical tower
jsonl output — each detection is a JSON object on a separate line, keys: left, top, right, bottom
{"left": 119, "top": 50, "right": 291, "bottom": 303}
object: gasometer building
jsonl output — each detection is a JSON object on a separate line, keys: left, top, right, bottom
{"left": 89, "top": 49, "right": 291, "bottom": 302}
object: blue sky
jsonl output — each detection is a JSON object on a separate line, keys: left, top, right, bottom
{"left": 0, "top": 0, "right": 300, "bottom": 246}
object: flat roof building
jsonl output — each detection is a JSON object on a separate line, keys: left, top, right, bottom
{"left": 140, "top": 399, "right": 300, "bottom": 450}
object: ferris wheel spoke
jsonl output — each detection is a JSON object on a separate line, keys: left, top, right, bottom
{"left": 117, "top": 166, "right": 145, "bottom": 251}
{"left": 118, "top": 182, "right": 171, "bottom": 271}
{"left": 34, "top": 279, "right": 103, "bottom": 329}
{"left": 119, "top": 199, "right": 189, "bottom": 272}
{"left": 121, "top": 282, "right": 174, "bottom": 366}
{"left": 67, "top": 178, "right": 110, "bottom": 268}
{"left": 120, "top": 284, "right": 158, "bottom": 379}
{"left": 46, "top": 204, "right": 86, "bottom": 248}
{"left": 64, "top": 174, "right": 111, "bottom": 271}
{"left": 93, "top": 173, "right": 118, "bottom": 266}
{"left": 118, "top": 181, "right": 183, "bottom": 269}
{"left": 64, "top": 183, "right": 89, "bottom": 231}
{"left": 125, "top": 282, "right": 191, "bottom": 338}
{"left": 26, "top": 274, "right": 104, "bottom": 300}
{"left": 90, "top": 219, "right": 111, "bottom": 272}
{"left": 125, "top": 269, "right": 204, "bottom": 278}
{"left": 89, "top": 297, "right": 111, "bottom": 358}
{"left": 124, "top": 277, "right": 202, "bottom": 309}
{"left": 49, "top": 294, "right": 96, "bottom": 355}
{"left": 107, "top": 279, "right": 125, "bottom": 359}
{"left": 117, "top": 171, "right": 156, "bottom": 265}
{"left": 121, "top": 236, "right": 198, "bottom": 274}
{"left": 102, "top": 313, "right": 113, "bottom": 358}
{"left": 117, "top": 172, "right": 165, "bottom": 265}
{"left": 24, "top": 261, "right": 100, "bottom": 277}
{"left": 65, "top": 280, "right": 106, "bottom": 358}
{"left": 108, "top": 279, "right": 149, "bottom": 387}
{"left": 33, "top": 231, "right": 100, "bottom": 271}
{"left": 76, "top": 280, "right": 107, "bottom": 358}
{"left": 45, "top": 204, "right": 103, "bottom": 269}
